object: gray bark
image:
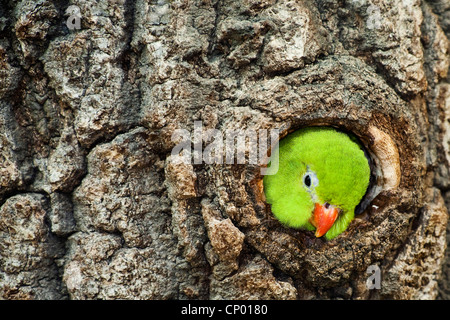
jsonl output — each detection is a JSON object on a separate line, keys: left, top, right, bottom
{"left": 0, "top": 0, "right": 449, "bottom": 300}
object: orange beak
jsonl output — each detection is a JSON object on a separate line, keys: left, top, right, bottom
{"left": 309, "top": 203, "right": 340, "bottom": 238}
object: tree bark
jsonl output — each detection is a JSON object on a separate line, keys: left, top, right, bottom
{"left": 0, "top": 0, "right": 449, "bottom": 300}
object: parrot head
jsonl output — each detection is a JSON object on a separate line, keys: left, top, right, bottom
{"left": 263, "top": 127, "right": 371, "bottom": 240}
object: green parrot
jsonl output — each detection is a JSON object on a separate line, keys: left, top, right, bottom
{"left": 263, "top": 127, "right": 371, "bottom": 240}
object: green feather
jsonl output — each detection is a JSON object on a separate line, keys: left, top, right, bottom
{"left": 263, "top": 127, "right": 370, "bottom": 240}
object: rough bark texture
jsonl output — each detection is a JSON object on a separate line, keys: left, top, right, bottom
{"left": 0, "top": 0, "right": 449, "bottom": 300}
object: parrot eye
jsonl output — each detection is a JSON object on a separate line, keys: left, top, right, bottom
{"left": 304, "top": 175, "right": 311, "bottom": 187}
{"left": 302, "top": 170, "right": 319, "bottom": 189}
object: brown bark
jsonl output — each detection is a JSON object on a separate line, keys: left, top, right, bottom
{"left": 0, "top": 0, "right": 449, "bottom": 300}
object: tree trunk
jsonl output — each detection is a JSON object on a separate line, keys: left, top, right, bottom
{"left": 0, "top": 0, "right": 449, "bottom": 300}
